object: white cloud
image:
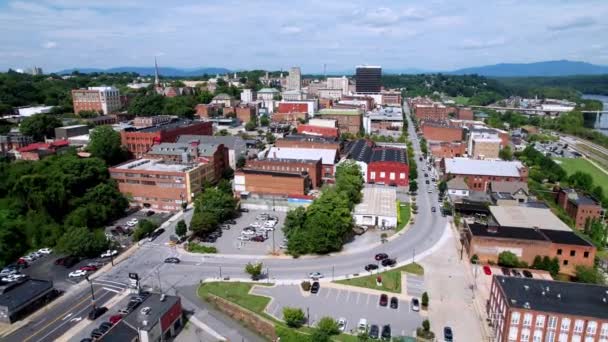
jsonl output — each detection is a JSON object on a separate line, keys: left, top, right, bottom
{"left": 547, "top": 16, "right": 596, "bottom": 31}
{"left": 459, "top": 38, "right": 507, "bottom": 50}
{"left": 42, "top": 41, "right": 57, "bottom": 49}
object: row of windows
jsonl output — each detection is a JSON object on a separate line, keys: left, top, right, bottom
{"left": 369, "top": 171, "right": 407, "bottom": 180}
{"left": 256, "top": 165, "right": 311, "bottom": 173}
{"left": 511, "top": 312, "right": 607, "bottom": 336}
{"left": 556, "top": 249, "right": 590, "bottom": 258}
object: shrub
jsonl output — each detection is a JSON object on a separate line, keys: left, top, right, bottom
{"left": 301, "top": 281, "right": 311, "bottom": 291}
{"left": 186, "top": 243, "right": 217, "bottom": 253}
{"left": 245, "top": 262, "right": 263, "bottom": 279}
{"left": 283, "top": 307, "right": 305, "bottom": 328}
{"left": 317, "top": 316, "right": 340, "bottom": 335}
{"left": 498, "top": 251, "right": 519, "bottom": 267}
{"left": 421, "top": 292, "right": 429, "bottom": 308}
{"left": 470, "top": 254, "right": 479, "bottom": 263}
{"left": 422, "top": 319, "right": 430, "bottom": 332}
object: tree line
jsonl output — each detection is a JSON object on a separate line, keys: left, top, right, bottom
{"left": 283, "top": 161, "right": 363, "bottom": 256}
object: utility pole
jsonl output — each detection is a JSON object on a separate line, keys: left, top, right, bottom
{"left": 307, "top": 307, "right": 310, "bottom": 327}
{"left": 157, "top": 268, "right": 163, "bottom": 294}
{"left": 85, "top": 276, "right": 96, "bottom": 311}
{"left": 272, "top": 229, "right": 275, "bottom": 254}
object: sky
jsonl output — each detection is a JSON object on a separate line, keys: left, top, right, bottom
{"left": 1, "top": 0, "right": 608, "bottom": 73}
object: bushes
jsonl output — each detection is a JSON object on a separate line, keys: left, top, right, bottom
{"left": 186, "top": 243, "right": 217, "bottom": 254}
{"left": 316, "top": 316, "right": 340, "bottom": 335}
{"left": 283, "top": 307, "right": 306, "bottom": 328}
{"left": 532, "top": 255, "right": 560, "bottom": 276}
{"left": 498, "top": 251, "right": 520, "bottom": 268}
{"left": 416, "top": 319, "right": 435, "bottom": 340}
{"left": 132, "top": 219, "right": 158, "bottom": 241}
{"left": 421, "top": 292, "right": 429, "bottom": 308}
{"left": 245, "top": 262, "right": 263, "bottom": 279}
{"left": 300, "top": 281, "right": 311, "bottom": 291}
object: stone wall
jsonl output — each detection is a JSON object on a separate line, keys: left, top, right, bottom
{"left": 205, "top": 294, "right": 277, "bottom": 341}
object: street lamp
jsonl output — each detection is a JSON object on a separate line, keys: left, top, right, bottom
{"left": 85, "top": 275, "right": 96, "bottom": 311}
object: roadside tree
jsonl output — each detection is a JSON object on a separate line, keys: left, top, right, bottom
{"left": 282, "top": 307, "right": 305, "bottom": 328}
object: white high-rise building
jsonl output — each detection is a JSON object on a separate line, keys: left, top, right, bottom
{"left": 286, "top": 67, "right": 301, "bottom": 90}
{"left": 326, "top": 76, "right": 349, "bottom": 95}
{"left": 241, "top": 89, "right": 256, "bottom": 103}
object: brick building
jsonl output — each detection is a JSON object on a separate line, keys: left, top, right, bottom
{"left": 471, "top": 136, "right": 501, "bottom": 159}
{"left": 429, "top": 141, "right": 466, "bottom": 158}
{"left": 413, "top": 103, "right": 450, "bottom": 121}
{"left": 195, "top": 104, "right": 222, "bottom": 119}
{"left": 456, "top": 107, "right": 474, "bottom": 120}
{"left": 145, "top": 141, "right": 228, "bottom": 183}
{"left": 465, "top": 222, "right": 596, "bottom": 276}
{"left": 274, "top": 134, "right": 341, "bottom": 152}
{"left": 0, "top": 132, "right": 33, "bottom": 154}
{"left": 133, "top": 115, "right": 173, "bottom": 128}
{"left": 277, "top": 102, "right": 308, "bottom": 115}
{"left": 246, "top": 158, "right": 322, "bottom": 188}
{"left": 120, "top": 119, "right": 213, "bottom": 157}
{"left": 54, "top": 125, "right": 89, "bottom": 139}
{"left": 316, "top": 108, "right": 363, "bottom": 134}
{"left": 16, "top": 139, "right": 70, "bottom": 161}
{"left": 235, "top": 106, "right": 256, "bottom": 124}
{"left": 487, "top": 276, "right": 608, "bottom": 342}
{"left": 109, "top": 159, "right": 212, "bottom": 210}
{"left": 234, "top": 169, "right": 311, "bottom": 197}
{"left": 441, "top": 158, "right": 528, "bottom": 191}
{"left": 556, "top": 188, "right": 603, "bottom": 230}
{"left": 271, "top": 112, "right": 306, "bottom": 126}
{"left": 344, "top": 139, "right": 409, "bottom": 187}
{"left": 420, "top": 121, "right": 464, "bottom": 142}
{"left": 71, "top": 86, "right": 121, "bottom": 115}
{"left": 267, "top": 146, "right": 338, "bottom": 181}
{"left": 381, "top": 90, "right": 402, "bottom": 107}
{"left": 296, "top": 124, "right": 339, "bottom": 138}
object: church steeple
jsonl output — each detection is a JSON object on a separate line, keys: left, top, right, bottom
{"left": 154, "top": 57, "right": 160, "bottom": 87}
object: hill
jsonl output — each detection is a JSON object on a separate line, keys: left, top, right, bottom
{"left": 449, "top": 60, "right": 608, "bottom": 77}
{"left": 56, "top": 66, "right": 231, "bottom": 77}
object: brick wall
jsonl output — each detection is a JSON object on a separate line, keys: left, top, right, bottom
{"left": 429, "top": 142, "right": 466, "bottom": 158}
{"left": 421, "top": 123, "right": 463, "bottom": 142}
{"left": 274, "top": 139, "right": 340, "bottom": 151}
{"left": 368, "top": 161, "right": 409, "bottom": 186}
{"left": 236, "top": 106, "right": 256, "bottom": 123}
{"left": 240, "top": 171, "right": 309, "bottom": 196}
{"left": 246, "top": 159, "right": 322, "bottom": 188}
{"left": 317, "top": 114, "right": 362, "bottom": 134}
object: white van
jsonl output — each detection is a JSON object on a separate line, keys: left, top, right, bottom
{"left": 358, "top": 318, "right": 368, "bottom": 333}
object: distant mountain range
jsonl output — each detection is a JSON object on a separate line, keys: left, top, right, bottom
{"left": 54, "top": 60, "right": 608, "bottom": 78}
{"left": 446, "top": 60, "right": 608, "bottom": 77}
{"left": 56, "top": 66, "right": 231, "bottom": 77}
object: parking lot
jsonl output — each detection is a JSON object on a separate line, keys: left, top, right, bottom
{"left": 198, "top": 210, "right": 286, "bottom": 255}
{"left": 252, "top": 284, "right": 423, "bottom": 338}
{"left": 105, "top": 210, "right": 172, "bottom": 248}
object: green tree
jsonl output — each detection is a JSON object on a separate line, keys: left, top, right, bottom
{"left": 421, "top": 292, "right": 429, "bottom": 307}
{"left": 236, "top": 156, "right": 246, "bottom": 169}
{"left": 283, "top": 207, "right": 306, "bottom": 239}
{"left": 245, "top": 120, "right": 257, "bottom": 131}
{"left": 87, "top": 126, "right": 129, "bottom": 165}
{"left": 265, "top": 132, "right": 276, "bottom": 144}
{"left": 575, "top": 266, "right": 605, "bottom": 284}
{"left": 77, "top": 110, "right": 100, "bottom": 118}
{"left": 282, "top": 307, "right": 306, "bottom": 328}
{"left": 245, "top": 262, "right": 263, "bottom": 279}
{"left": 422, "top": 319, "right": 430, "bottom": 332}
{"left": 438, "top": 180, "right": 447, "bottom": 194}
{"left": 132, "top": 219, "right": 158, "bottom": 241}
{"left": 128, "top": 93, "right": 166, "bottom": 116}
{"left": 568, "top": 171, "right": 594, "bottom": 192}
{"left": 260, "top": 115, "right": 270, "bottom": 127}
{"left": 317, "top": 316, "right": 340, "bottom": 335}
{"left": 498, "top": 251, "right": 519, "bottom": 267}
{"left": 310, "top": 329, "right": 330, "bottom": 342}
{"left": 19, "top": 114, "right": 62, "bottom": 141}
{"left": 56, "top": 226, "right": 108, "bottom": 257}
{"left": 499, "top": 145, "right": 513, "bottom": 161}
{"left": 175, "top": 220, "right": 187, "bottom": 237}
{"left": 198, "top": 90, "right": 214, "bottom": 104}
{"left": 189, "top": 210, "right": 218, "bottom": 236}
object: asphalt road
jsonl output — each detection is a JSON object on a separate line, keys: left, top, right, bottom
{"left": 5, "top": 101, "right": 447, "bottom": 341}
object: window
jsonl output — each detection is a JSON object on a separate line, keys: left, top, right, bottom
{"left": 370, "top": 172, "right": 376, "bottom": 179}
{"left": 546, "top": 331, "right": 555, "bottom": 342}
{"left": 584, "top": 251, "right": 590, "bottom": 258}
{"left": 561, "top": 318, "right": 571, "bottom": 332}
{"left": 587, "top": 321, "right": 597, "bottom": 335}
{"left": 509, "top": 327, "right": 519, "bottom": 341}
{"left": 523, "top": 314, "right": 533, "bottom": 327}
{"left": 574, "top": 320, "right": 584, "bottom": 334}
{"left": 558, "top": 333, "right": 569, "bottom": 342}
{"left": 521, "top": 328, "right": 530, "bottom": 342}
{"left": 536, "top": 316, "right": 545, "bottom": 328}
{"left": 563, "top": 260, "right": 569, "bottom": 266}
{"left": 549, "top": 316, "right": 558, "bottom": 330}
{"left": 570, "top": 250, "right": 576, "bottom": 257}
{"left": 557, "top": 249, "right": 562, "bottom": 255}
{"left": 600, "top": 323, "right": 608, "bottom": 337}
{"left": 533, "top": 329, "right": 543, "bottom": 342}
{"left": 390, "top": 172, "right": 395, "bottom": 180}
{"left": 512, "top": 312, "right": 521, "bottom": 325}
{"left": 399, "top": 172, "right": 406, "bottom": 179}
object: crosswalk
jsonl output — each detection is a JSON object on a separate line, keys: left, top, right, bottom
{"left": 92, "top": 279, "right": 129, "bottom": 293}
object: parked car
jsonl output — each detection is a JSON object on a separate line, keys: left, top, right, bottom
{"left": 337, "top": 318, "right": 347, "bottom": 332}
{"left": 357, "top": 318, "right": 368, "bottom": 334}
{"left": 100, "top": 250, "right": 118, "bottom": 258}
{"left": 241, "top": 230, "right": 256, "bottom": 236}
{"left": 90, "top": 329, "right": 103, "bottom": 339}
{"left": 237, "top": 236, "right": 250, "bottom": 241}
{"left": 1, "top": 273, "right": 28, "bottom": 282}
{"left": 501, "top": 267, "right": 511, "bottom": 276}
{"left": 390, "top": 296, "right": 398, "bottom": 309}
{"left": 98, "top": 322, "right": 113, "bottom": 334}
{"left": 225, "top": 219, "right": 237, "bottom": 224}
{"left": 369, "top": 324, "right": 379, "bottom": 339}
{"left": 145, "top": 210, "right": 155, "bottom": 217}
{"left": 379, "top": 294, "right": 388, "bottom": 306}
{"left": 381, "top": 258, "right": 396, "bottom": 267}
{"left": 483, "top": 265, "right": 492, "bottom": 275}
{"left": 365, "top": 264, "right": 379, "bottom": 271}
{"left": 310, "top": 281, "right": 320, "bottom": 294}
{"left": 88, "top": 306, "right": 108, "bottom": 320}
{"left": 164, "top": 257, "right": 180, "bottom": 264}
{"left": 431, "top": 207, "right": 436, "bottom": 212}
{"left": 0, "top": 268, "right": 17, "bottom": 276}
{"left": 259, "top": 226, "right": 274, "bottom": 232}
{"left": 444, "top": 326, "right": 454, "bottom": 341}
{"left": 148, "top": 228, "right": 165, "bottom": 241}
{"left": 374, "top": 253, "right": 388, "bottom": 261}
{"left": 80, "top": 265, "right": 98, "bottom": 272}
{"left": 381, "top": 325, "right": 391, "bottom": 340}
{"left": 220, "top": 224, "right": 231, "bottom": 230}
{"left": 239, "top": 208, "right": 249, "bottom": 212}
{"left": 411, "top": 298, "right": 420, "bottom": 312}
{"left": 308, "top": 272, "right": 324, "bottom": 279}
{"left": 38, "top": 248, "right": 52, "bottom": 254}
{"left": 511, "top": 269, "right": 522, "bottom": 277}
{"left": 109, "top": 314, "right": 123, "bottom": 325}
{"left": 250, "top": 235, "right": 266, "bottom": 242}
{"left": 69, "top": 269, "right": 88, "bottom": 278}
{"left": 522, "top": 270, "right": 533, "bottom": 278}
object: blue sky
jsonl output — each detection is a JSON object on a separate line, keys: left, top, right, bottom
{"left": 1, "top": 0, "right": 607, "bottom": 73}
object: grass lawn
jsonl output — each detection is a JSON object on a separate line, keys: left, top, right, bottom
{"left": 452, "top": 96, "right": 470, "bottom": 105}
{"left": 555, "top": 157, "right": 608, "bottom": 194}
{"left": 197, "top": 282, "right": 271, "bottom": 313}
{"left": 187, "top": 243, "right": 217, "bottom": 254}
{"left": 396, "top": 202, "right": 411, "bottom": 232}
{"left": 334, "top": 263, "right": 424, "bottom": 293}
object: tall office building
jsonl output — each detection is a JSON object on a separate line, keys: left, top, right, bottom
{"left": 355, "top": 65, "right": 382, "bottom": 93}
{"left": 327, "top": 76, "right": 349, "bottom": 95}
{"left": 287, "top": 67, "right": 301, "bottom": 90}
{"left": 71, "top": 86, "right": 122, "bottom": 115}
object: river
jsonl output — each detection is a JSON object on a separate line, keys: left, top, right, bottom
{"left": 582, "top": 94, "right": 608, "bottom": 135}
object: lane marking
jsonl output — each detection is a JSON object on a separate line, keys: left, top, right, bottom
{"left": 61, "top": 313, "right": 73, "bottom": 321}
{"left": 103, "top": 287, "right": 121, "bottom": 293}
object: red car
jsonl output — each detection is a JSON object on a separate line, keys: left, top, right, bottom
{"left": 109, "top": 314, "right": 123, "bottom": 325}
{"left": 379, "top": 294, "right": 388, "bottom": 306}
{"left": 80, "top": 265, "right": 98, "bottom": 272}
{"left": 483, "top": 265, "right": 492, "bottom": 276}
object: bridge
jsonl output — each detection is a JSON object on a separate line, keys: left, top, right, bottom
{"left": 471, "top": 106, "right": 608, "bottom": 129}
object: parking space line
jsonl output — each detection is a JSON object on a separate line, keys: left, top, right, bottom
{"left": 345, "top": 291, "right": 351, "bottom": 303}
{"left": 366, "top": 294, "right": 371, "bottom": 305}
{"left": 355, "top": 292, "right": 361, "bottom": 304}
{"left": 335, "top": 289, "right": 342, "bottom": 302}
{"left": 324, "top": 288, "right": 332, "bottom": 299}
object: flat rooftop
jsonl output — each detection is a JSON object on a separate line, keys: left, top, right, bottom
{"left": 268, "top": 147, "right": 337, "bottom": 165}
{"left": 489, "top": 206, "right": 571, "bottom": 232}
{"left": 114, "top": 159, "right": 196, "bottom": 172}
{"left": 122, "top": 293, "right": 180, "bottom": 332}
{"left": 354, "top": 187, "right": 397, "bottom": 218}
{"left": 0, "top": 279, "right": 53, "bottom": 311}
{"left": 443, "top": 158, "right": 524, "bottom": 177}
{"left": 495, "top": 276, "right": 608, "bottom": 319}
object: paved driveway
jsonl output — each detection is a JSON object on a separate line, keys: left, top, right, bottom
{"left": 406, "top": 274, "right": 425, "bottom": 297}
{"left": 252, "top": 284, "right": 422, "bottom": 338}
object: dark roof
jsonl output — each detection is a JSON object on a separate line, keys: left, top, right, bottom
{"left": 0, "top": 279, "right": 53, "bottom": 311}
{"left": 122, "top": 293, "right": 180, "bottom": 332}
{"left": 495, "top": 275, "right": 608, "bottom": 319}
{"left": 370, "top": 148, "right": 407, "bottom": 164}
{"left": 100, "top": 320, "right": 138, "bottom": 342}
{"left": 136, "top": 119, "right": 195, "bottom": 133}
{"left": 540, "top": 229, "right": 593, "bottom": 246}
{"left": 468, "top": 223, "right": 548, "bottom": 241}
{"left": 468, "top": 223, "right": 594, "bottom": 247}
{"left": 345, "top": 139, "right": 373, "bottom": 163}
{"left": 241, "top": 168, "right": 307, "bottom": 178}
{"left": 263, "top": 158, "right": 320, "bottom": 164}
{"left": 283, "top": 134, "right": 338, "bottom": 143}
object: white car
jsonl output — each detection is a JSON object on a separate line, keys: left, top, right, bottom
{"left": 308, "top": 272, "right": 324, "bottom": 279}
{"left": 38, "top": 248, "right": 52, "bottom": 254}
{"left": 237, "top": 236, "right": 250, "bottom": 241}
{"left": 337, "top": 318, "right": 347, "bottom": 332}
{"left": 100, "top": 250, "right": 118, "bottom": 258}
{"left": 241, "top": 230, "right": 256, "bottom": 236}
{"left": 264, "top": 221, "right": 276, "bottom": 228}
{"left": 250, "top": 222, "right": 262, "bottom": 228}
{"left": 0, "top": 269, "right": 17, "bottom": 276}
{"left": 358, "top": 318, "right": 368, "bottom": 333}
{"left": 68, "top": 269, "right": 88, "bottom": 278}
{"left": 259, "top": 226, "right": 274, "bottom": 232}
{"left": 22, "top": 255, "right": 35, "bottom": 262}
{"left": 1, "top": 273, "right": 27, "bottom": 282}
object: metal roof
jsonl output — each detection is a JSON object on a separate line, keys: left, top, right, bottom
{"left": 489, "top": 206, "right": 572, "bottom": 232}
{"left": 444, "top": 158, "right": 524, "bottom": 177}
{"left": 354, "top": 187, "right": 397, "bottom": 218}
{"left": 267, "top": 147, "right": 337, "bottom": 165}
